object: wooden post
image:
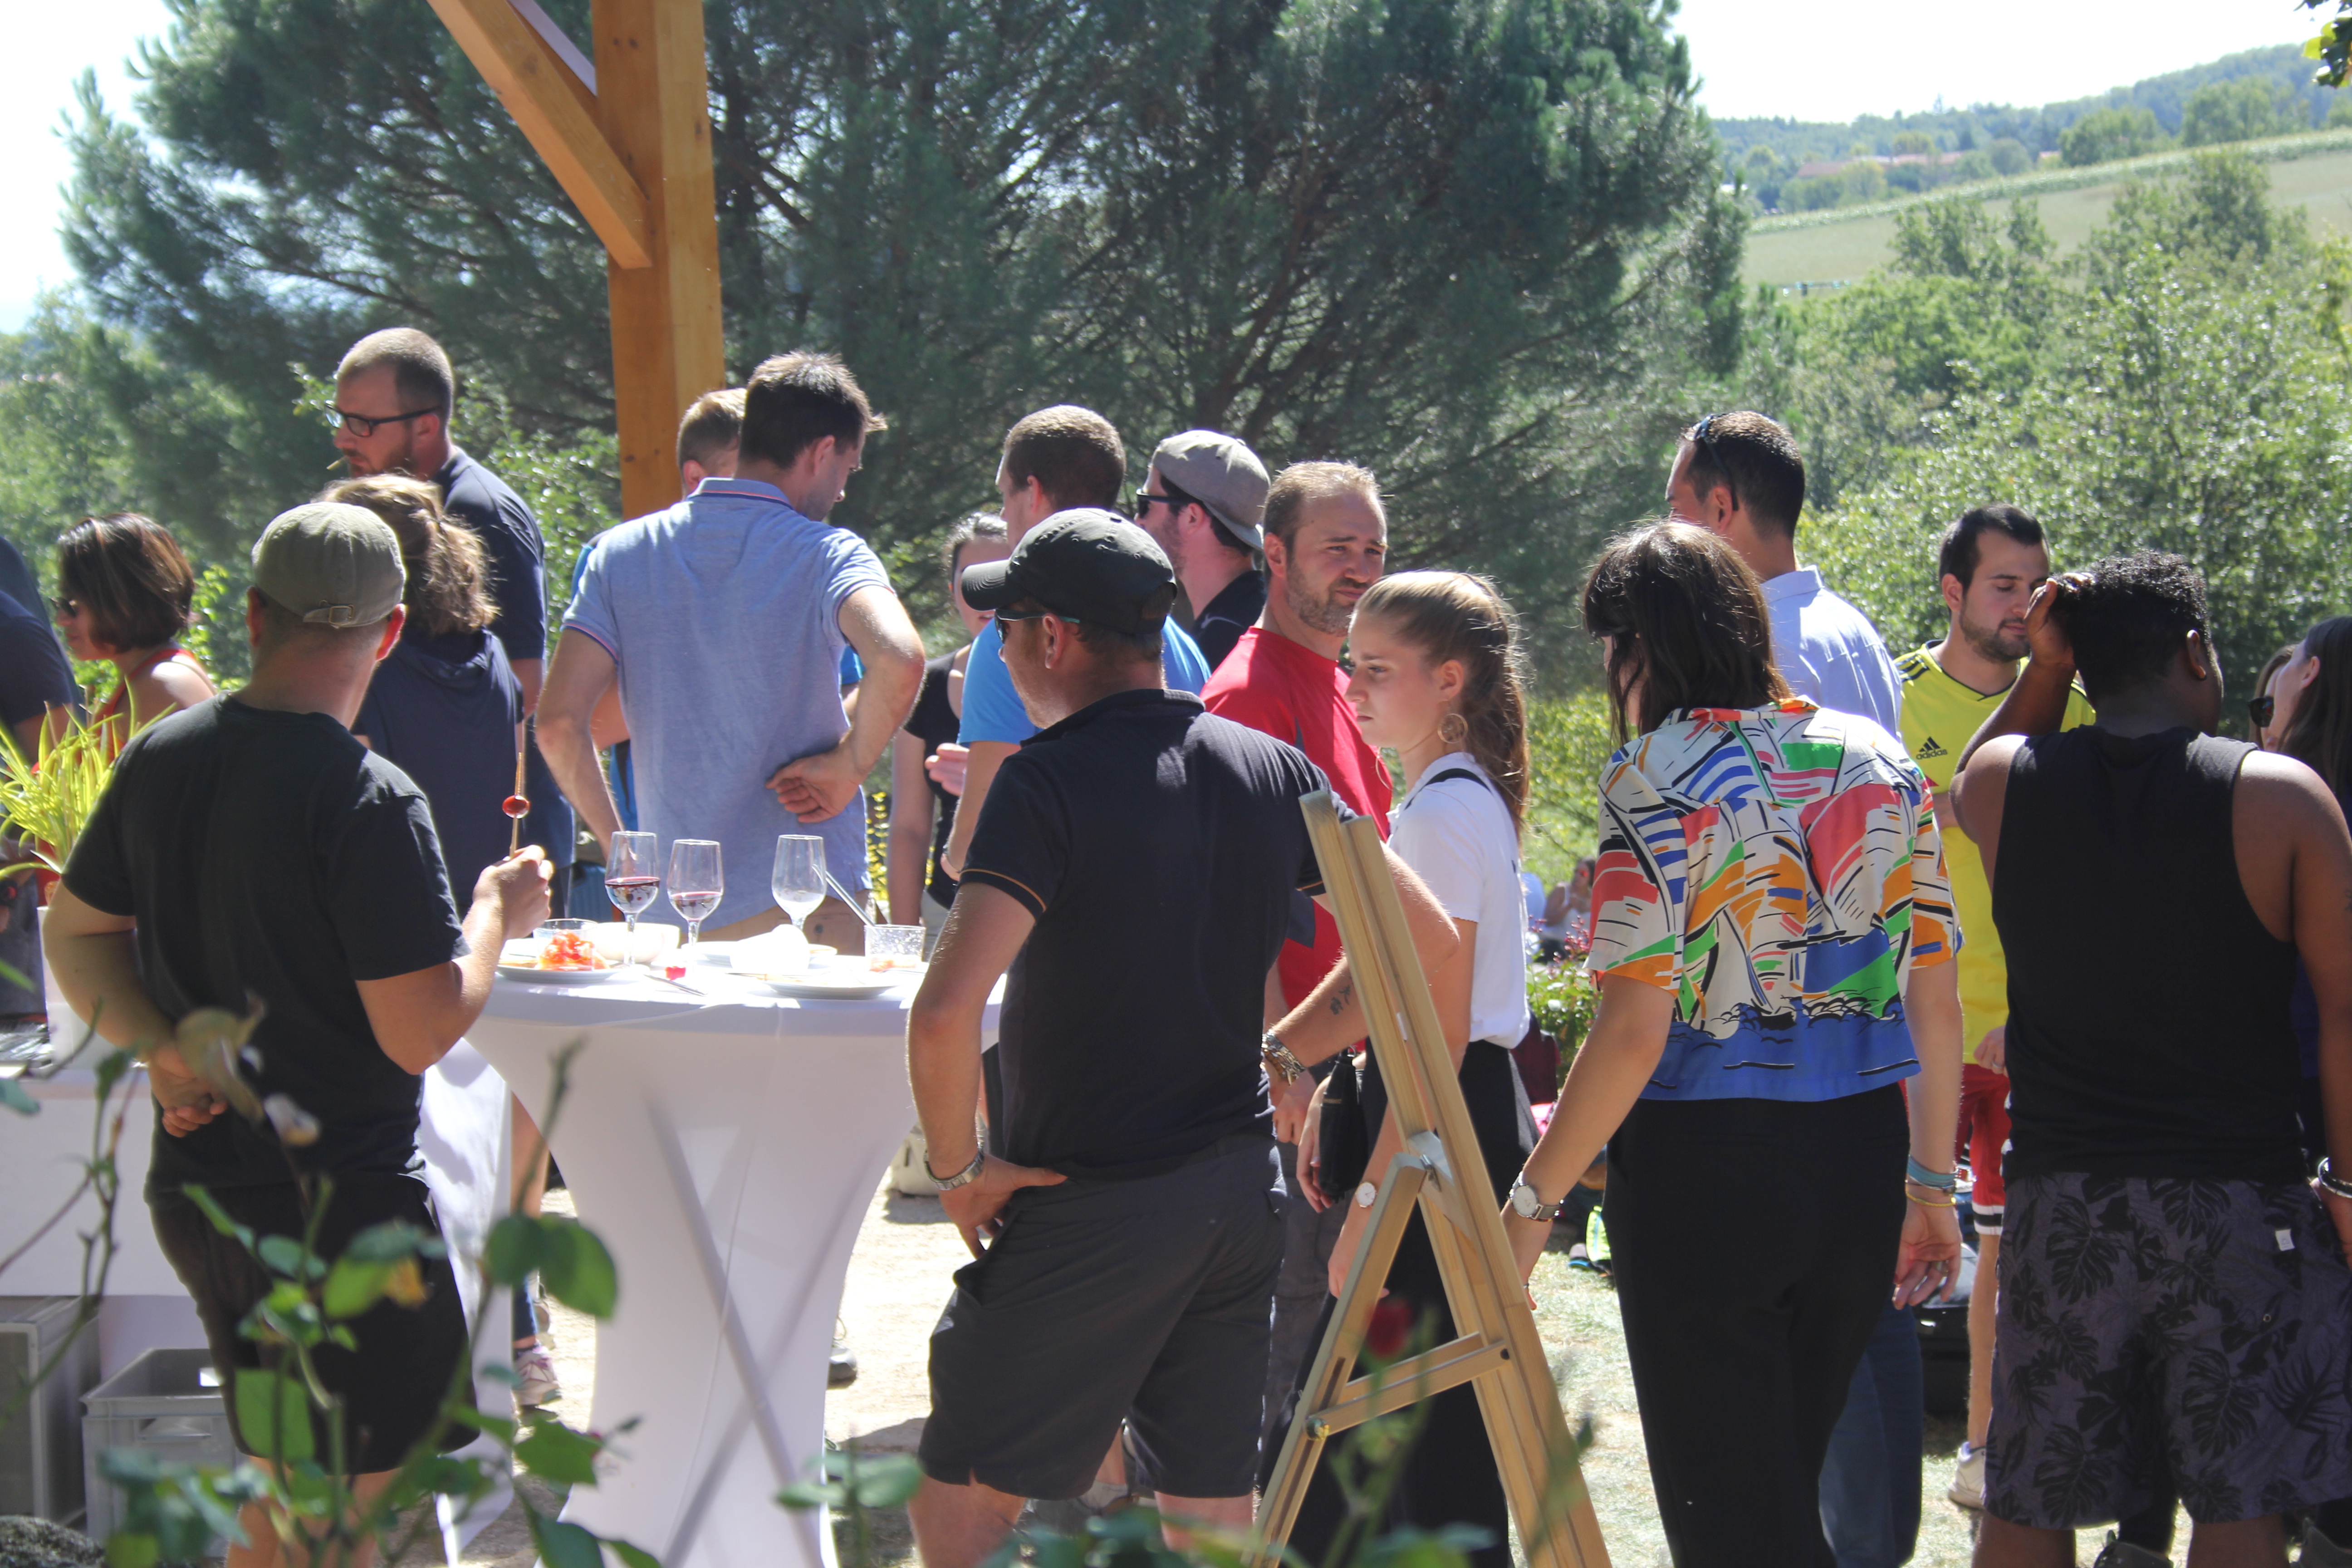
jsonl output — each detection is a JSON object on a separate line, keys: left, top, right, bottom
{"left": 1253, "top": 794, "right": 1610, "bottom": 1568}
{"left": 593, "top": 0, "right": 727, "bottom": 520}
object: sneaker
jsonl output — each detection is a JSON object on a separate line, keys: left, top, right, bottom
{"left": 2089, "top": 1531, "right": 2171, "bottom": 1568}
{"left": 514, "top": 1347, "right": 561, "bottom": 1407}
{"left": 1567, "top": 1244, "right": 1597, "bottom": 1271}
{"left": 828, "top": 1338, "right": 859, "bottom": 1388}
{"left": 1948, "top": 1445, "right": 1984, "bottom": 1510}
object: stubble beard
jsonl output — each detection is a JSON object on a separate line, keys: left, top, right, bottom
{"left": 1287, "top": 575, "right": 1356, "bottom": 637}
{"left": 1961, "top": 611, "right": 2029, "bottom": 665}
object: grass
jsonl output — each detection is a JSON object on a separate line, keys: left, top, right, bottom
{"left": 1744, "top": 131, "right": 2352, "bottom": 289}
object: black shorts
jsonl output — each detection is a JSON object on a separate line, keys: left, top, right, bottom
{"left": 152, "top": 1174, "right": 473, "bottom": 1474}
{"left": 920, "top": 1137, "right": 1284, "bottom": 1500}
{"left": 1987, "top": 1171, "right": 2352, "bottom": 1528}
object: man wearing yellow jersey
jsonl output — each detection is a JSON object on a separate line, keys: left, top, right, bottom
{"left": 1896, "top": 505, "right": 2094, "bottom": 1513}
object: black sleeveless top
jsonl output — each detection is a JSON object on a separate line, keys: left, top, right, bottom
{"left": 1995, "top": 726, "right": 2302, "bottom": 1183}
{"left": 903, "top": 652, "right": 963, "bottom": 906}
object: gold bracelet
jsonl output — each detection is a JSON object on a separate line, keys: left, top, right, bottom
{"left": 1905, "top": 1188, "right": 1958, "bottom": 1208}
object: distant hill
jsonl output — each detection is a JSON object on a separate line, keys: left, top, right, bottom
{"left": 1711, "top": 42, "right": 2328, "bottom": 173}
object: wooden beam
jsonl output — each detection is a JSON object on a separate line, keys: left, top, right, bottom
{"left": 595, "top": 0, "right": 728, "bottom": 517}
{"left": 426, "top": 0, "right": 654, "bottom": 269}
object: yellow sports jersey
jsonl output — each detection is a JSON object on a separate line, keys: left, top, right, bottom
{"left": 1896, "top": 643, "right": 2096, "bottom": 1064}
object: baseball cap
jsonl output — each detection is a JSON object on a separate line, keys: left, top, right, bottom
{"left": 960, "top": 510, "right": 1176, "bottom": 635}
{"left": 251, "top": 502, "right": 406, "bottom": 627}
{"left": 1151, "top": 430, "right": 1270, "bottom": 551}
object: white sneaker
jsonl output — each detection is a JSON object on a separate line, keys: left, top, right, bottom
{"left": 514, "top": 1346, "right": 562, "bottom": 1407}
{"left": 1948, "top": 1445, "right": 1984, "bottom": 1510}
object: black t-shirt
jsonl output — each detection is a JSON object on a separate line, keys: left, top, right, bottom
{"left": 1191, "top": 570, "right": 1267, "bottom": 672}
{"left": 902, "top": 652, "right": 963, "bottom": 906}
{"left": 62, "top": 697, "right": 468, "bottom": 1193}
{"left": 960, "top": 688, "right": 1331, "bottom": 1179}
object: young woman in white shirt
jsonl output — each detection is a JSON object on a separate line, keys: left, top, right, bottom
{"left": 1266, "top": 569, "right": 1537, "bottom": 1567}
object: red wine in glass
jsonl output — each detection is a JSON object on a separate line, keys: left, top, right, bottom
{"left": 605, "top": 876, "right": 661, "bottom": 916}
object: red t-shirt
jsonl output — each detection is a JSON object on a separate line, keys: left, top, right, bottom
{"left": 1202, "top": 627, "right": 1394, "bottom": 1005}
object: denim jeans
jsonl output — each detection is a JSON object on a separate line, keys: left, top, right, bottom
{"left": 1818, "top": 1301, "right": 1924, "bottom": 1568}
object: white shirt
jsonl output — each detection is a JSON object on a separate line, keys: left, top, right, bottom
{"left": 1389, "top": 753, "right": 1533, "bottom": 1048}
{"left": 1761, "top": 567, "right": 1902, "bottom": 733}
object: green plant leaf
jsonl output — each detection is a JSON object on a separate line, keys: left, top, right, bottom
{"left": 322, "top": 1255, "right": 392, "bottom": 1320}
{"left": 848, "top": 1451, "right": 923, "bottom": 1508}
{"left": 182, "top": 1184, "right": 255, "bottom": 1249}
{"left": 0, "top": 1076, "right": 34, "bottom": 1116}
{"left": 255, "top": 1234, "right": 306, "bottom": 1277}
{"left": 485, "top": 1212, "right": 545, "bottom": 1286}
{"left": 103, "top": 1533, "right": 160, "bottom": 1568}
{"left": 346, "top": 1218, "right": 442, "bottom": 1262}
{"left": 515, "top": 1421, "right": 603, "bottom": 1487}
{"left": 604, "top": 1541, "right": 659, "bottom": 1568}
{"left": 537, "top": 1220, "right": 618, "bottom": 1317}
{"left": 94, "top": 1045, "right": 134, "bottom": 1098}
{"left": 526, "top": 1512, "right": 608, "bottom": 1568}
{"left": 233, "top": 1368, "right": 313, "bottom": 1462}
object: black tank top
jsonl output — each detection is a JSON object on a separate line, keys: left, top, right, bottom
{"left": 1995, "top": 726, "right": 2302, "bottom": 1183}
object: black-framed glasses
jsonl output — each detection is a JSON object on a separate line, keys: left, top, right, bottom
{"left": 330, "top": 407, "right": 440, "bottom": 439}
{"left": 1691, "top": 413, "right": 1740, "bottom": 511}
{"left": 1132, "top": 482, "right": 1197, "bottom": 520}
{"left": 2250, "top": 693, "right": 2276, "bottom": 729}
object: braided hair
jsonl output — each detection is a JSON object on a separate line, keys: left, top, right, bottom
{"left": 1353, "top": 570, "right": 1531, "bottom": 834}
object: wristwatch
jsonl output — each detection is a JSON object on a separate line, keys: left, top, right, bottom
{"left": 1262, "top": 1031, "right": 1308, "bottom": 1086}
{"left": 1355, "top": 1181, "right": 1378, "bottom": 1210}
{"left": 1509, "top": 1176, "right": 1563, "bottom": 1222}
{"left": 926, "top": 1144, "right": 987, "bottom": 1192}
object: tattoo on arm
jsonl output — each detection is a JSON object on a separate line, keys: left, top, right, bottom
{"left": 1328, "top": 983, "right": 1353, "bottom": 1017}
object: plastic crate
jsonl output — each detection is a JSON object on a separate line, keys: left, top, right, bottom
{"left": 81, "top": 1348, "right": 236, "bottom": 1546}
{"left": 0, "top": 1296, "right": 101, "bottom": 1524}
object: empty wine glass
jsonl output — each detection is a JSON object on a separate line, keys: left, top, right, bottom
{"left": 605, "top": 831, "right": 660, "bottom": 968}
{"left": 668, "top": 839, "right": 723, "bottom": 946}
{"left": 772, "top": 836, "right": 827, "bottom": 933}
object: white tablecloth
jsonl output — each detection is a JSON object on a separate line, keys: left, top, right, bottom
{"left": 467, "top": 966, "right": 997, "bottom": 1568}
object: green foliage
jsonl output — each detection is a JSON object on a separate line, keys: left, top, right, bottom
{"left": 41, "top": 0, "right": 1740, "bottom": 649}
{"left": 1524, "top": 692, "right": 1614, "bottom": 878}
{"left": 1985, "top": 137, "right": 2034, "bottom": 176}
{"left": 2181, "top": 77, "right": 2305, "bottom": 147}
{"left": 1786, "top": 153, "right": 2352, "bottom": 692}
{"left": 2059, "top": 106, "right": 2164, "bottom": 167}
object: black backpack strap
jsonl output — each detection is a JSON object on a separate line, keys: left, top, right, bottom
{"left": 1424, "top": 767, "right": 1493, "bottom": 793}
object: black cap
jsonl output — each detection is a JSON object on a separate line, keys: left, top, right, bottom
{"left": 961, "top": 509, "right": 1177, "bottom": 634}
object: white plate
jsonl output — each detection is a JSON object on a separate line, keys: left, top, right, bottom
{"left": 756, "top": 973, "right": 902, "bottom": 1000}
{"left": 680, "top": 941, "right": 739, "bottom": 965}
{"left": 496, "top": 963, "right": 625, "bottom": 986}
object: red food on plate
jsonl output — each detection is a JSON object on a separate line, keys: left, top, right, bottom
{"left": 537, "top": 931, "right": 604, "bottom": 971}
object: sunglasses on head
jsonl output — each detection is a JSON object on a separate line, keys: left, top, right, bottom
{"left": 2250, "top": 694, "right": 2276, "bottom": 729}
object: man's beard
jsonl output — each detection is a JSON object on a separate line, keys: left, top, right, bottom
{"left": 1287, "top": 575, "right": 1357, "bottom": 637}
{"left": 347, "top": 431, "right": 418, "bottom": 479}
{"left": 1961, "top": 611, "right": 2028, "bottom": 664}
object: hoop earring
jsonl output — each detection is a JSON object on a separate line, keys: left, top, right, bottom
{"left": 1439, "top": 712, "right": 1469, "bottom": 746}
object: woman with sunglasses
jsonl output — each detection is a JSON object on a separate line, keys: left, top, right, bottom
{"left": 54, "top": 514, "right": 216, "bottom": 749}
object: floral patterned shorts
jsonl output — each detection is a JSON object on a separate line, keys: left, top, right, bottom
{"left": 1985, "top": 1171, "right": 2352, "bottom": 1528}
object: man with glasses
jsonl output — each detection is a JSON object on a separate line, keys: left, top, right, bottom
{"left": 1132, "top": 431, "right": 1271, "bottom": 671}
{"left": 332, "top": 328, "right": 572, "bottom": 907}
{"left": 1666, "top": 410, "right": 1901, "bottom": 733}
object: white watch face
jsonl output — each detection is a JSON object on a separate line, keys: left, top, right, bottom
{"left": 1355, "top": 1181, "right": 1378, "bottom": 1209}
{"left": 1511, "top": 1179, "right": 1549, "bottom": 1219}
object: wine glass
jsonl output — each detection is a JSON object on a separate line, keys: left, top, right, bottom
{"left": 605, "top": 831, "right": 660, "bottom": 968}
{"left": 668, "top": 839, "right": 723, "bottom": 946}
{"left": 772, "top": 836, "right": 828, "bottom": 933}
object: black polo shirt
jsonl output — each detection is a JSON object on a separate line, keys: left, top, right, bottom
{"left": 1191, "top": 570, "right": 1267, "bottom": 672}
{"left": 960, "top": 688, "right": 1332, "bottom": 1179}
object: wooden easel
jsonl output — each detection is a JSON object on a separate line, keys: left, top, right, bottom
{"left": 1251, "top": 794, "right": 1609, "bottom": 1568}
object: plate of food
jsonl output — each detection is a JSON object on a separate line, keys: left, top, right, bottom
{"left": 497, "top": 930, "right": 624, "bottom": 985}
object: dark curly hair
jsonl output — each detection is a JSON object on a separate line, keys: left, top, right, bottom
{"left": 2051, "top": 550, "right": 2211, "bottom": 704}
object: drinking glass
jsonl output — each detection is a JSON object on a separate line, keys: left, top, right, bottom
{"left": 667, "top": 839, "right": 724, "bottom": 946}
{"left": 866, "top": 924, "right": 924, "bottom": 972}
{"left": 773, "top": 836, "right": 828, "bottom": 932}
{"left": 605, "top": 831, "right": 660, "bottom": 968}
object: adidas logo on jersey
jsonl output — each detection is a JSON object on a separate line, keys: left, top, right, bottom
{"left": 1915, "top": 737, "right": 1947, "bottom": 759}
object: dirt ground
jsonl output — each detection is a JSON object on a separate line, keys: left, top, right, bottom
{"left": 394, "top": 1180, "right": 2170, "bottom": 1568}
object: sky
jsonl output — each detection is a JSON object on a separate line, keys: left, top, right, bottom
{"left": 0, "top": 0, "right": 2328, "bottom": 330}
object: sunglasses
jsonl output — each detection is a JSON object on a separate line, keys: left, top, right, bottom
{"left": 1691, "top": 413, "right": 1741, "bottom": 511}
{"left": 1132, "top": 482, "right": 1197, "bottom": 520}
{"left": 49, "top": 596, "right": 81, "bottom": 618}
{"left": 2250, "top": 694, "right": 2276, "bottom": 729}
{"left": 329, "top": 407, "right": 439, "bottom": 439}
